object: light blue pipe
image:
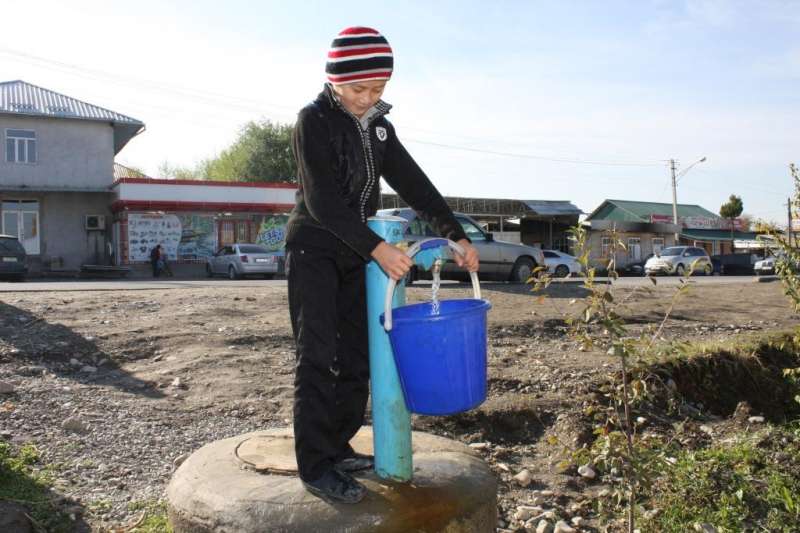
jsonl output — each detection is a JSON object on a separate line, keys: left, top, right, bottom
{"left": 366, "top": 216, "right": 412, "bottom": 481}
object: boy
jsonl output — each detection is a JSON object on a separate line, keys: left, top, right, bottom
{"left": 286, "top": 26, "right": 479, "bottom": 504}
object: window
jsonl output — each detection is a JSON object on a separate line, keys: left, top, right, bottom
{"left": 457, "top": 217, "right": 486, "bottom": 241}
{"left": 543, "top": 251, "right": 560, "bottom": 258}
{"left": 5, "top": 129, "right": 37, "bottom": 164}
{"left": 406, "top": 218, "right": 436, "bottom": 237}
{"left": 1, "top": 200, "right": 40, "bottom": 254}
{"left": 601, "top": 237, "right": 612, "bottom": 257}
{"left": 627, "top": 237, "right": 642, "bottom": 261}
{"left": 652, "top": 238, "right": 664, "bottom": 255}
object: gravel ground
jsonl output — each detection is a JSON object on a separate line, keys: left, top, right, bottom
{"left": 0, "top": 279, "right": 796, "bottom": 531}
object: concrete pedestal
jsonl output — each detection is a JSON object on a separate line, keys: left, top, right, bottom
{"left": 167, "top": 427, "right": 497, "bottom": 533}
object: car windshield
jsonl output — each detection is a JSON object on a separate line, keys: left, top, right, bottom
{"left": 0, "top": 237, "right": 24, "bottom": 254}
{"left": 238, "top": 245, "right": 269, "bottom": 254}
{"left": 659, "top": 247, "right": 684, "bottom": 257}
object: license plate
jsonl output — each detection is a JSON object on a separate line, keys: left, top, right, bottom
{"left": 2, "top": 257, "right": 17, "bottom": 263}
{"left": 255, "top": 258, "right": 273, "bottom": 263}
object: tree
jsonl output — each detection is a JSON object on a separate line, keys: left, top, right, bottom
{"left": 719, "top": 194, "right": 744, "bottom": 244}
{"left": 202, "top": 120, "right": 296, "bottom": 183}
{"left": 158, "top": 160, "right": 202, "bottom": 180}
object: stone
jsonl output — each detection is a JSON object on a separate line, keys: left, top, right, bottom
{"left": 69, "top": 358, "right": 82, "bottom": 367}
{"left": 513, "top": 468, "right": 533, "bottom": 487}
{"left": 694, "top": 524, "right": 718, "bottom": 533}
{"left": 168, "top": 427, "right": 497, "bottom": 533}
{"left": 0, "top": 381, "right": 15, "bottom": 394}
{"left": 62, "top": 416, "right": 89, "bottom": 434}
{"left": 577, "top": 464, "right": 596, "bottom": 479}
{"left": 513, "top": 505, "right": 540, "bottom": 521}
{"left": 173, "top": 452, "right": 190, "bottom": 469}
{"left": 554, "top": 520, "right": 576, "bottom": 533}
{"left": 536, "top": 520, "right": 554, "bottom": 533}
{"left": 0, "top": 501, "right": 32, "bottom": 533}
{"left": 469, "top": 442, "right": 489, "bottom": 450}
{"left": 171, "top": 378, "right": 184, "bottom": 389}
{"left": 747, "top": 416, "right": 765, "bottom": 424}
{"left": 570, "top": 516, "right": 584, "bottom": 527}
{"left": 79, "top": 365, "right": 97, "bottom": 373}
{"left": 18, "top": 365, "right": 46, "bottom": 376}
{"left": 0, "top": 430, "right": 13, "bottom": 440}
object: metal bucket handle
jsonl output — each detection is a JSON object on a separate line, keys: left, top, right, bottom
{"left": 383, "top": 238, "right": 481, "bottom": 331}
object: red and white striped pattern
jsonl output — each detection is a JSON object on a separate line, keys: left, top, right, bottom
{"left": 326, "top": 27, "right": 393, "bottom": 84}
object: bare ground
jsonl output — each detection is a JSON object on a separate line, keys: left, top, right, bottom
{"left": 0, "top": 279, "right": 797, "bottom": 531}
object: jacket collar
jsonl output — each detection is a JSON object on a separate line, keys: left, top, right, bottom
{"left": 320, "top": 84, "right": 392, "bottom": 127}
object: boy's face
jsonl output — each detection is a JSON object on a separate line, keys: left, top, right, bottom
{"left": 332, "top": 80, "right": 387, "bottom": 118}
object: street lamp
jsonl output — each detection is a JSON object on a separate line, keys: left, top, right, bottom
{"left": 670, "top": 156, "right": 707, "bottom": 242}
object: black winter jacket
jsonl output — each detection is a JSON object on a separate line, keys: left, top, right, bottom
{"left": 286, "top": 85, "right": 467, "bottom": 260}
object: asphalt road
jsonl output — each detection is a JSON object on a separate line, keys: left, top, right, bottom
{"left": 0, "top": 275, "right": 778, "bottom": 292}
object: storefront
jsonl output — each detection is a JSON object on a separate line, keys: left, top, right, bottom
{"left": 110, "top": 178, "right": 296, "bottom": 273}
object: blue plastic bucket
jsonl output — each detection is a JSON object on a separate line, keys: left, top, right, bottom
{"left": 381, "top": 298, "right": 491, "bottom": 415}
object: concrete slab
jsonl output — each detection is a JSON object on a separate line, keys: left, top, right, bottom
{"left": 167, "top": 427, "right": 497, "bottom": 533}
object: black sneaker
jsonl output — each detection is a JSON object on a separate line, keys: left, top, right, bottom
{"left": 302, "top": 468, "right": 366, "bottom": 504}
{"left": 334, "top": 450, "right": 374, "bottom": 472}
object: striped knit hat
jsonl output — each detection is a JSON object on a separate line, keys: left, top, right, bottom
{"left": 326, "top": 27, "right": 393, "bottom": 85}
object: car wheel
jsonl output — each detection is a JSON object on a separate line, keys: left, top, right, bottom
{"left": 554, "top": 264, "right": 570, "bottom": 278}
{"left": 228, "top": 266, "right": 239, "bottom": 280}
{"left": 675, "top": 264, "right": 686, "bottom": 277}
{"left": 510, "top": 257, "right": 535, "bottom": 283}
{"left": 206, "top": 264, "right": 214, "bottom": 278}
{"left": 263, "top": 273, "right": 275, "bottom": 280}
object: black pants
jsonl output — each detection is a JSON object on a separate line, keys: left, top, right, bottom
{"left": 287, "top": 243, "right": 370, "bottom": 482}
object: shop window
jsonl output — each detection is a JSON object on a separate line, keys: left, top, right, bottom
{"left": 1, "top": 200, "right": 40, "bottom": 254}
{"left": 5, "top": 129, "right": 37, "bottom": 164}
{"left": 627, "top": 237, "right": 642, "bottom": 261}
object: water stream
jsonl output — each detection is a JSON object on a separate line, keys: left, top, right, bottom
{"left": 431, "top": 261, "right": 441, "bottom": 315}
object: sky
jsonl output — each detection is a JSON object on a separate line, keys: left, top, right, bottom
{"left": 1, "top": 0, "right": 798, "bottom": 224}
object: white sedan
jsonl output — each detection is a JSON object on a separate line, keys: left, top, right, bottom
{"left": 542, "top": 250, "right": 583, "bottom": 278}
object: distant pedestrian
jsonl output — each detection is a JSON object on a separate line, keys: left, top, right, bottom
{"left": 150, "top": 244, "right": 162, "bottom": 277}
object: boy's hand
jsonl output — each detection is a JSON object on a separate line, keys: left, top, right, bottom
{"left": 454, "top": 239, "right": 479, "bottom": 272}
{"left": 371, "top": 241, "right": 414, "bottom": 281}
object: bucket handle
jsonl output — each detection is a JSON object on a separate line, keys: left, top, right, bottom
{"left": 383, "top": 238, "right": 481, "bottom": 331}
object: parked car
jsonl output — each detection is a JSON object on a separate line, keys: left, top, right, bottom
{"left": 0, "top": 234, "right": 28, "bottom": 281}
{"left": 644, "top": 246, "right": 713, "bottom": 276}
{"left": 711, "top": 253, "right": 756, "bottom": 276}
{"left": 376, "top": 208, "right": 545, "bottom": 283}
{"left": 753, "top": 252, "right": 798, "bottom": 276}
{"left": 206, "top": 243, "right": 279, "bottom": 279}
{"left": 542, "top": 250, "right": 582, "bottom": 278}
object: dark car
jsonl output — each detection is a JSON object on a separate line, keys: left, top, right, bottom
{"left": 0, "top": 235, "right": 28, "bottom": 281}
{"left": 621, "top": 253, "right": 654, "bottom": 276}
{"left": 711, "top": 254, "right": 756, "bottom": 276}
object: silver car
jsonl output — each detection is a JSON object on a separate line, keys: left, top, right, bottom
{"left": 644, "top": 246, "right": 713, "bottom": 276}
{"left": 377, "top": 208, "right": 545, "bottom": 283}
{"left": 206, "top": 243, "right": 280, "bottom": 280}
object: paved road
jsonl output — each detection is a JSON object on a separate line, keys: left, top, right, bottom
{"left": 0, "top": 275, "right": 778, "bottom": 292}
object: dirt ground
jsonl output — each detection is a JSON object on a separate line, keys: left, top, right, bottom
{"left": 0, "top": 279, "right": 797, "bottom": 531}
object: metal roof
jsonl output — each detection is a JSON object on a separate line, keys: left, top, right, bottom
{"left": 0, "top": 80, "right": 145, "bottom": 153}
{"left": 680, "top": 229, "right": 759, "bottom": 242}
{"left": 522, "top": 200, "right": 582, "bottom": 216}
{"left": 585, "top": 199, "right": 718, "bottom": 222}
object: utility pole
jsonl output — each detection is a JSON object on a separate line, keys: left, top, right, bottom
{"left": 789, "top": 197, "right": 794, "bottom": 249}
{"left": 671, "top": 159, "right": 679, "bottom": 244}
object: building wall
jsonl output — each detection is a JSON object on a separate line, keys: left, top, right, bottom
{"left": 587, "top": 230, "right": 677, "bottom": 270}
{"left": 0, "top": 115, "right": 114, "bottom": 190}
{"left": 0, "top": 190, "right": 114, "bottom": 272}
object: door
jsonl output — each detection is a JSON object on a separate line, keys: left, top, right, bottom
{"left": 1, "top": 200, "right": 40, "bottom": 255}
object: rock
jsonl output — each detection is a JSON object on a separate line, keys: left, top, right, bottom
{"left": 570, "top": 516, "right": 584, "bottom": 527}
{"left": 469, "top": 442, "right": 489, "bottom": 450}
{"left": 0, "top": 430, "right": 13, "bottom": 440}
{"left": 496, "top": 462, "right": 511, "bottom": 472}
{"left": 699, "top": 425, "right": 713, "bottom": 435}
{"left": 513, "top": 505, "right": 540, "bottom": 521}
{"left": 513, "top": 468, "right": 533, "bottom": 487}
{"left": 246, "top": 297, "right": 256, "bottom": 302}
{"left": 748, "top": 416, "right": 765, "bottom": 424}
{"left": 0, "top": 501, "right": 33, "bottom": 533}
{"left": 577, "top": 464, "right": 596, "bottom": 479}
{"left": 69, "top": 358, "right": 82, "bottom": 367}
{"left": 171, "top": 377, "right": 184, "bottom": 389}
{"left": 62, "top": 416, "right": 89, "bottom": 434}
{"left": 694, "top": 523, "right": 718, "bottom": 533}
{"left": 18, "top": 365, "right": 46, "bottom": 376}
{"left": 536, "top": 520, "right": 554, "bottom": 533}
{"left": 173, "top": 452, "right": 190, "bottom": 469}
{"left": 0, "top": 381, "right": 15, "bottom": 394}
{"left": 79, "top": 365, "right": 97, "bottom": 373}
{"left": 554, "top": 520, "right": 576, "bottom": 533}
{"left": 643, "top": 508, "right": 661, "bottom": 520}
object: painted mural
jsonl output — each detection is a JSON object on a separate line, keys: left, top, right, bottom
{"left": 256, "top": 214, "right": 289, "bottom": 255}
{"left": 177, "top": 214, "right": 218, "bottom": 260}
{"left": 127, "top": 214, "right": 181, "bottom": 261}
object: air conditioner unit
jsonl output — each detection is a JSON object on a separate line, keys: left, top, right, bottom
{"left": 85, "top": 215, "right": 106, "bottom": 231}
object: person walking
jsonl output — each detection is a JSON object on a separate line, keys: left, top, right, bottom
{"left": 286, "top": 26, "right": 480, "bottom": 504}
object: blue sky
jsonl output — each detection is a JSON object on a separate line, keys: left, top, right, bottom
{"left": 1, "top": 0, "right": 798, "bottom": 223}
